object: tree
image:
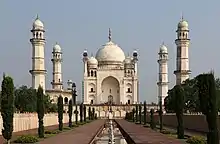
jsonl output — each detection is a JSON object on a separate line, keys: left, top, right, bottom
{"left": 44, "top": 94, "right": 57, "bottom": 113}
{"left": 68, "top": 100, "right": 73, "bottom": 127}
{"left": 92, "top": 108, "right": 95, "bottom": 120}
{"left": 80, "top": 103, "right": 83, "bottom": 122}
{"left": 150, "top": 109, "right": 155, "bottom": 129}
{"left": 132, "top": 108, "right": 135, "bottom": 122}
{"left": 143, "top": 101, "right": 147, "bottom": 125}
{"left": 74, "top": 105, "right": 78, "bottom": 124}
{"left": 37, "top": 86, "right": 45, "bottom": 138}
{"left": 14, "top": 86, "right": 37, "bottom": 113}
{"left": 173, "top": 85, "right": 185, "bottom": 139}
{"left": 135, "top": 104, "right": 138, "bottom": 122}
{"left": 1, "top": 75, "right": 14, "bottom": 144}
{"left": 57, "top": 95, "right": 63, "bottom": 131}
{"left": 139, "top": 104, "right": 142, "bottom": 124}
{"left": 196, "top": 73, "right": 219, "bottom": 144}
{"left": 159, "top": 99, "right": 163, "bottom": 131}
{"left": 14, "top": 86, "right": 56, "bottom": 113}
{"left": 88, "top": 107, "right": 91, "bottom": 120}
{"left": 83, "top": 105, "right": 86, "bottom": 122}
{"left": 165, "top": 77, "right": 220, "bottom": 113}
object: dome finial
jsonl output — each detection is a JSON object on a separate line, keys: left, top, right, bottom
{"left": 36, "top": 14, "right": 39, "bottom": 20}
{"left": 181, "top": 12, "right": 184, "bottom": 21}
{"left": 162, "top": 41, "right": 165, "bottom": 45}
{"left": 91, "top": 52, "right": 94, "bottom": 57}
{"left": 108, "top": 28, "right": 112, "bottom": 42}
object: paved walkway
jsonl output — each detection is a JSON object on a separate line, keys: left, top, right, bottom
{"left": 40, "top": 120, "right": 105, "bottom": 144}
{"left": 0, "top": 123, "right": 69, "bottom": 144}
{"left": 116, "top": 120, "right": 186, "bottom": 144}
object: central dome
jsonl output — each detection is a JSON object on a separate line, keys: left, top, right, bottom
{"left": 95, "top": 41, "right": 125, "bottom": 63}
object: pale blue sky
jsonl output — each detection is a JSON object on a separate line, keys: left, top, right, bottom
{"left": 0, "top": 1, "right": 219, "bottom": 103}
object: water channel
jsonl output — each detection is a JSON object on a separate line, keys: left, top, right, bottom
{"left": 94, "top": 120, "right": 128, "bottom": 144}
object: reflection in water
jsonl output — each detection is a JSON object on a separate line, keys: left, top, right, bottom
{"left": 95, "top": 120, "right": 127, "bottom": 144}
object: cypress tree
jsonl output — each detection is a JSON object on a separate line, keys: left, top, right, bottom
{"left": 150, "top": 109, "right": 156, "bottom": 129}
{"left": 80, "top": 103, "right": 83, "bottom": 122}
{"left": 143, "top": 101, "right": 147, "bottom": 125}
{"left": 92, "top": 107, "right": 95, "bottom": 120}
{"left": 196, "top": 73, "right": 219, "bottom": 144}
{"left": 125, "top": 112, "right": 128, "bottom": 120}
{"left": 57, "top": 95, "right": 63, "bottom": 131}
{"left": 68, "top": 99, "right": 73, "bottom": 127}
{"left": 132, "top": 108, "right": 135, "bottom": 122}
{"left": 135, "top": 104, "right": 138, "bottom": 122}
{"left": 74, "top": 105, "right": 78, "bottom": 124}
{"left": 159, "top": 99, "right": 163, "bottom": 131}
{"left": 139, "top": 104, "right": 142, "bottom": 124}
{"left": 1, "top": 75, "right": 14, "bottom": 143}
{"left": 83, "top": 105, "right": 86, "bottom": 122}
{"left": 37, "top": 86, "right": 45, "bottom": 138}
{"left": 173, "top": 85, "right": 185, "bottom": 139}
{"left": 88, "top": 107, "right": 91, "bottom": 120}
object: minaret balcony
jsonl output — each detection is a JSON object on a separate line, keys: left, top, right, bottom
{"left": 29, "top": 69, "right": 47, "bottom": 74}
{"left": 51, "top": 59, "right": 63, "bottom": 62}
{"left": 157, "top": 82, "right": 169, "bottom": 85}
{"left": 174, "top": 70, "right": 191, "bottom": 75}
{"left": 30, "top": 38, "right": 45, "bottom": 42}
{"left": 31, "top": 29, "right": 45, "bottom": 32}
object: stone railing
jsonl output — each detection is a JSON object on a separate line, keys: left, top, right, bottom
{"left": 0, "top": 113, "right": 74, "bottom": 135}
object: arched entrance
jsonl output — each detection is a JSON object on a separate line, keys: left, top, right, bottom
{"left": 101, "top": 76, "right": 120, "bottom": 104}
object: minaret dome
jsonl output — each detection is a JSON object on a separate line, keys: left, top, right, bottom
{"left": 33, "top": 16, "right": 44, "bottom": 30}
{"left": 159, "top": 45, "right": 168, "bottom": 53}
{"left": 53, "top": 43, "right": 62, "bottom": 53}
{"left": 177, "top": 19, "right": 189, "bottom": 31}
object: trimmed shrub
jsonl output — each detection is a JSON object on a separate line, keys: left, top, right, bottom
{"left": 186, "top": 136, "right": 206, "bottom": 144}
{"left": 150, "top": 109, "right": 156, "bottom": 129}
{"left": 132, "top": 108, "right": 135, "bottom": 122}
{"left": 72, "top": 123, "right": 79, "bottom": 127}
{"left": 78, "top": 122, "right": 86, "bottom": 125}
{"left": 160, "top": 129, "right": 171, "bottom": 134}
{"left": 57, "top": 95, "right": 63, "bottom": 131}
{"left": 143, "top": 101, "right": 147, "bottom": 125}
{"left": 37, "top": 86, "right": 45, "bottom": 138}
{"left": 45, "top": 130, "right": 60, "bottom": 134}
{"left": 139, "top": 104, "right": 142, "bottom": 124}
{"left": 135, "top": 104, "right": 138, "bottom": 122}
{"left": 88, "top": 107, "right": 91, "bottom": 120}
{"left": 1, "top": 75, "right": 14, "bottom": 144}
{"left": 14, "top": 135, "right": 39, "bottom": 143}
{"left": 63, "top": 127, "right": 72, "bottom": 130}
{"left": 196, "top": 73, "right": 219, "bottom": 144}
{"left": 68, "top": 99, "right": 73, "bottom": 127}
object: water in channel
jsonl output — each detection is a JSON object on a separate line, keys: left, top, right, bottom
{"left": 95, "top": 120, "right": 127, "bottom": 144}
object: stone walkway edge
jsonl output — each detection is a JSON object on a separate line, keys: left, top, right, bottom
{"left": 39, "top": 119, "right": 105, "bottom": 144}
{"left": 116, "top": 120, "right": 186, "bottom": 144}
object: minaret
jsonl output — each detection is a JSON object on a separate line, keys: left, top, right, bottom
{"left": 82, "top": 50, "right": 88, "bottom": 104}
{"left": 174, "top": 17, "right": 191, "bottom": 85}
{"left": 51, "top": 43, "right": 63, "bottom": 90}
{"left": 29, "top": 16, "right": 46, "bottom": 91}
{"left": 157, "top": 43, "right": 168, "bottom": 105}
{"left": 132, "top": 50, "right": 139, "bottom": 104}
